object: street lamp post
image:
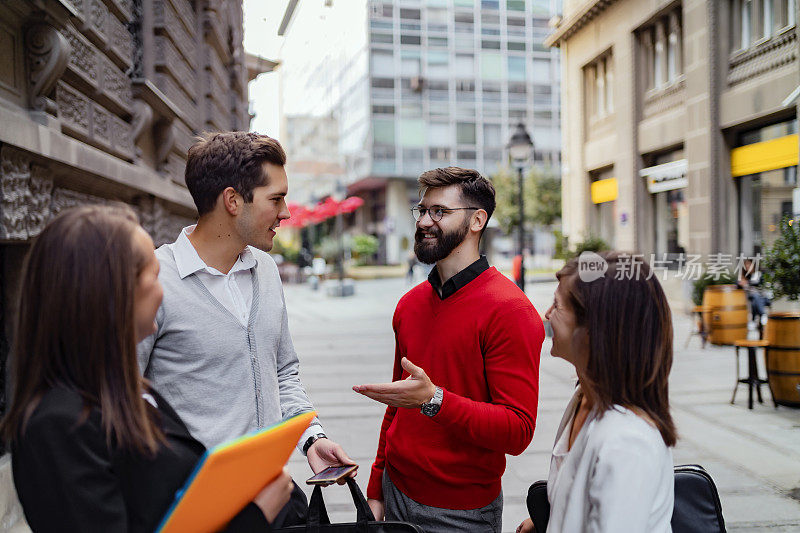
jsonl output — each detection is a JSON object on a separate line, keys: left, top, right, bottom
{"left": 507, "top": 123, "right": 534, "bottom": 293}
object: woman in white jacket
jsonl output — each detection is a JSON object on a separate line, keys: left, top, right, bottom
{"left": 519, "top": 251, "right": 676, "bottom": 533}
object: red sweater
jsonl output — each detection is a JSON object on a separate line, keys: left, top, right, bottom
{"left": 366, "top": 267, "right": 544, "bottom": 509}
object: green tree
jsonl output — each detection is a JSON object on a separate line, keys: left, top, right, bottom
{"left": 490, "top": 166, "right": 562, "bottom": 236}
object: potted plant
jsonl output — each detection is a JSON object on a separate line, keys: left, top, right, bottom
{"left": 763, "top": 216, "right": 800, "bottom": 311}
{"left": 762, "top": 216, "right": 800, "bottom": 406}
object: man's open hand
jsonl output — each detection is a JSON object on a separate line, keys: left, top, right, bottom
{"left": 352, "top": 357, "right": 437, "bottom": 409}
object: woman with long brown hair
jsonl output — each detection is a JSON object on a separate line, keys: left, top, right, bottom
{"left": 518, "top": 252, "right": 676, "bottom": 532}
{"left": 1, "top": 205, "right": 292, "bottom": 532}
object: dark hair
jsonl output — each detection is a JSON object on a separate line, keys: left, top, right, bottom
{"left": 0, "top": 205, "right": 164, "bottom": 453}
{"left": 418, "top": 167, "right": 496, "bottom": 231}
{"left": 556, "top": 251, "right": 677, "bottom": 446}
{"left": 185, "top": 131, "right": 287, "bottom": 215}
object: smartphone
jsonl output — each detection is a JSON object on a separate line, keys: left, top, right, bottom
{"left": 306, "top": 464, "right": 358, "bottom": 485}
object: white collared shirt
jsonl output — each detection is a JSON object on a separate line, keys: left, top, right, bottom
{"left": 547, "top": 387, "right": 674, "bottom": 532}
{"left": 166, "top": 225, "right": 325, "bottom": 451}
{"left": 172, "top": 225, "right": 256, "bottom": 327}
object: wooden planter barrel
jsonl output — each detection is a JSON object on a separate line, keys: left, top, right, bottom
{"left": 702, "top": 285, "right": 748, "bottom": 346}
{"left": 765, "top": 312, "right": 800, "bottom": 407}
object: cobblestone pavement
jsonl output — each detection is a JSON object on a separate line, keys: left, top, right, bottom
{"left": 283, "top": 276, "right": 800, "bottom": 532}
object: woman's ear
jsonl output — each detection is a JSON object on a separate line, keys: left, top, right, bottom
{"left": 572, "top": 325, "right": 591, "bottom": 373}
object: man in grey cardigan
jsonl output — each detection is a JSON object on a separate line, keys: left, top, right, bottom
{"left": 137, "top": 132, "right": 353, "bottom": 524}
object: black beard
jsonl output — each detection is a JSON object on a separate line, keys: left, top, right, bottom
{"left": 414, "top": 221, "right": 470, "bottom": 264}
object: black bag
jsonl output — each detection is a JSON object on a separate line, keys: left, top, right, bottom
{"left": 276, "top": 478, "right": 423, "bottom": 533}
{"left": 525, "top": 464, "right": 726, "bottom": 533}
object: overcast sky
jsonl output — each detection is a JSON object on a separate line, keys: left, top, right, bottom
{"left": 242, "top": 0, "right": 287, "bottom": 137}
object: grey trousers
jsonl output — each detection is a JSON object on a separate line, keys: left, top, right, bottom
{"left": 383, "top": 471, "right": 503, "bottom": 533}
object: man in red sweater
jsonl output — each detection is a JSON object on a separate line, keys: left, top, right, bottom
{"left": 353, "top": 167, "right": 544, "bottom": 532}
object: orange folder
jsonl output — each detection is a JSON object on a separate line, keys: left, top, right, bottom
{"left": 157, "top": 411, "right": 316, "bottom": 533}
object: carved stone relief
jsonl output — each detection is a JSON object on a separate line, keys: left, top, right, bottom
{"left": 25, "top": 24, "right": 71, "bottom": 114}
{"left": 728, "top": 31, "right": 798, "bottom": 86}
{"left": 101, "top": 56, "right": 133, "bottom": 108}
{"left": 63, "top": 24, "right": 98, "bottom": 84}
{"left": 134, "top": 195, "right": 192, "bottom": 246}
{"left": 0, "top": 147, "right": 54, "bottom": 240}
{"left": 56, "top": 82, "right": 91, "bottom": 135}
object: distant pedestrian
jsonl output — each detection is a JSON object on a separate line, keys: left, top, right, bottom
{"left": 517, "top": 251, "right": 676, "bottom": 533}
{"left": 406, "top": 249, "right": 417, "bottom": 283}
{"left": 354, "top": 167, "right": 544, "bottom": 533}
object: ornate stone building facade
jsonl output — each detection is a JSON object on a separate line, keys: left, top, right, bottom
{"left": 547, "top": 0, "right": 799, "bottom": 259}
{"left": 0, "top": 0, "right": 254, "bottom": 416}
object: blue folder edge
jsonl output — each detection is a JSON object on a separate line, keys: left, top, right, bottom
{"left": 154, "top": 412, "right": 312, "bottom": 532}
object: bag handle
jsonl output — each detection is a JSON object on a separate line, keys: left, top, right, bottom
{"left": 304, "top": 479, "right": 374, "bottom": 533}
{"left": 345, "top": 477, "right": 376, "bottom": 523}
{"left": 306, "top": 485, "right": 331, "bottom": 531}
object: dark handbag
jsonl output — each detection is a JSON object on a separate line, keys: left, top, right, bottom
{"left": 275, "top": 478, "right": 423, "bottom": 533}
{"left": 526, "top": 480, "right": 549, "bottom": 533}
{"left": 672, "top": 464, "right": 726, "bottom": 533}
{"left": 525, "top": 464, "right": 726, "bottom": 532}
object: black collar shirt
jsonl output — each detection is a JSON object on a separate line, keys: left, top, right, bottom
{"left": 427, "top": 255, "right": 490, "bottom": 300}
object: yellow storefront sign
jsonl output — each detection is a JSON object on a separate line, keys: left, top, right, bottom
{"left": 591, "top": 177, "right": 618, "bottom": 204}
{"left": 730, "top": 133, "right": 799, "bottom": 177}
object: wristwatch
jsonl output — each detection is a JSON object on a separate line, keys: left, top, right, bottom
{"left": 421, "top": 386, "right": 443, "bottom": 417}
{"left": 302, "top": 433, "right": 327, "bottom": 455}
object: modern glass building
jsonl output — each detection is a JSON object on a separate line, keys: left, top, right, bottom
{"left": 279, "top": 0, "right": 561, "bottom": 263}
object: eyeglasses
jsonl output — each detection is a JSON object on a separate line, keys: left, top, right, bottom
{"left": 411, "top": 205, "right": 479, "bottom": 222}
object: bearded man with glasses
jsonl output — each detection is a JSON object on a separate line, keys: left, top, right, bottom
{"left": 354, "top": 167, "right": 544, "bottom": 532}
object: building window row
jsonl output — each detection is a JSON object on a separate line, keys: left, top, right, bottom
{"left": 638, "top": 8, "right": 683, "bottom": 91}
{"left": 731, "top": 0, "right": 797, "bottom": 52}
{"left": 584, "top": 52, "right": 614, "bottom": 121}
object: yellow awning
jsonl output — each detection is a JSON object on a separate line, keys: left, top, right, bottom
{"left": 730, "top": 133, "right": 799, "bottom": 177}
{"left": 591, "top": 177, "right": 618, "bottom": 204}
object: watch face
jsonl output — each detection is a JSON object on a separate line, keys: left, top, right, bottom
{"left": 422, "top": 403, "right": 440, "bottom": 417}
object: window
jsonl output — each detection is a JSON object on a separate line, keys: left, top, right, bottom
{"left": 401, "top": 51, "right": 421, "bottom": 76}
{"left": 371, "top": 4, "right": 393, "bottom": 18}
{"left": 429, "top": 122, "right": 452, "bottom": 144}
{"left": 428, "top": 36, "right": 449, "bottom": 47}
{"left": 370, "top": 32, "right": 393, "bottom": 44}
{"left": 372, "top": 78, "right": 395, "bottom": 88}
{"left": 372, "top": 104, "right": 395, "bottom": 114}
{"left": 483, "top": 123, "right": 502, "bottom": 146}
{"left": 507, "top": 56, "right": 526, "bottom": 81}
{"left": 481, "top": 52, "right": 503, "bottom": 79}
{"left": 508, "top": 41, "right": 526, "bottom": 51}
{"left": 455, "top": 12, "right": 474, "bottom": 24}
{"left": 639, "top": 10, "right": 682, "bottom": 91}
{"left": 427, "top": 50, "right": 449, "bottom": 77}
{"left": 732, "top": 0, "right": 796, "bottom": 51}
{"left": 584, "top": 52, "right": 614, "bottom": 120}
{"left": 399, "top": 119, "right": 426, "bottom": 147}
{"left": 455, "top": 54, "right": 475, "bottom": 76}
{"left": 507, "top": 0, "right": 525, "bottom": 11}
{"left": 456, "top": 122, "right": 476, "bottom": 144}
{"left": 373, "top": 119, "right": 395, "bottom": 144}
{"left": 532, "top": 58, "right": 550, "bottom": 80}
{"left": 429, "top": 147, "right": 451, "bottom": 161}
{"left": 401, "top": 35, "right": 422, "bottom": 45}
{"left": 371, "top": 50, "right": 394, "bottom": 77}
{"left": 400, "top": 8, "right": 421, "bottom": 20}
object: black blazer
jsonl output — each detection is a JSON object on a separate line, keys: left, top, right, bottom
{"left": 11, "top": 386, "right": 271, "bottom": 533}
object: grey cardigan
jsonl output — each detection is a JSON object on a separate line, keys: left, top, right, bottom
{"left": 137, "top": 245, "right": 317, "bottom": 448}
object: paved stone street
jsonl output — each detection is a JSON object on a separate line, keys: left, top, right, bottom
{"left": 283, "top": 276, "right": 800, "bottom": 532}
